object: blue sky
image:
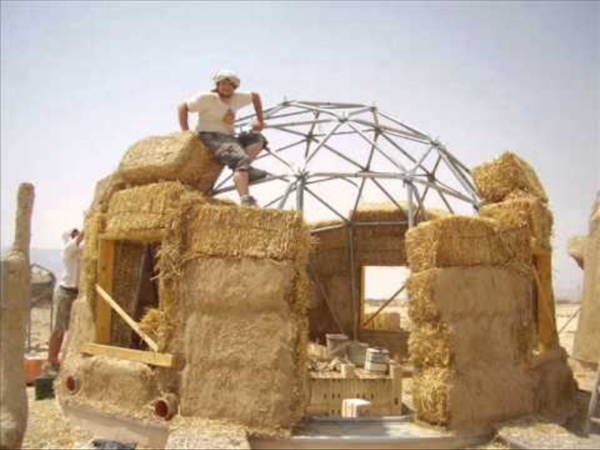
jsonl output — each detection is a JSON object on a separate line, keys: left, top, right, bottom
{"left": 1, "top": 1, "right": 598, "bottom": 299}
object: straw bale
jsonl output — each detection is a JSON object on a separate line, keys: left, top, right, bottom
{"left": 180, "top": 305, "right": 301, "bottom": 427}
{"left": 473, "top": 152, "right": 548, "bottom": 203}
{"left": 183, "top": 204, "right": 308, "bottom": 262}
{"left": 104, "top": 181, "right": 196, "bottom": 240}
{"left": 350, "top": 201, "right": 450, "bottom": 223}
{"left": 58, "top": 297, "right": 96, "bottom": 377}
{"left": 310, "top": 223, "right": 347, "bottom": 251}
{"left": 409, "top": 316, "right": 532, "bottom": 369}
{"left": 532, "top": 349, "right": 578, "bottom": 423}
{"left": 412, "top": 367, "right": 451, "bottom": 425}
{"left": 82, "top": 213, "right": 104, "bottom": 262}
{"left": 182, "top": 312, "right": 294, "bottom": 374}
{"left": 118, "top": 131, "right": 224, "bottom": 192}
{"left": 364, "top": 311, "right": 401, "bottom": 331}
{"left": 480, "top": 197, "right": 553, "bottom": 251}
{"left": 138, "top": 307, "right": 163, "bottom": 344}
{"left": 350, "top": 202, "right": 408, "bottom": 223}
{"left": 354, "top": 224, "right": 407, "bottom": 246}
{"left": 177, "top": 251, "right": 309, "bottom": 428}
{"left": 405, "top": 216, "right": 531, "bottom": 274}
{"left": 63, "top": 356, "right": 159, "bottom": 419}
{"left": 408, "top": 323, "right": 451, "bottom": 367}
{"left": 179, "top": 257, "right": 296, "bottom": 316}
{"left": 323, "top": 274, "right": 355, "bottom": 335}
{"left": 310, "top": 247, "right": 350, "bottom": 277}
{"left": 413, "top": 364, "right": 535, "bottom": 432}
{"left": 89, "top": 173, "right": 126, "bottom": 213}
{"left": 407, "top": 267, "right": 534, "bottom": 324}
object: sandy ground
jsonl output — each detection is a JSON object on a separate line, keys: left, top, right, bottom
{"left": 20, "top": 300, "right": 595, "bottom": 449}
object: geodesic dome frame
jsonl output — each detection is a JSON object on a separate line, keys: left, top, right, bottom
{"left": 212, "top": 100, "right": 482, "bottom": 338}
{"left": 213, "top": 100, "right": 480, "bottom": 222}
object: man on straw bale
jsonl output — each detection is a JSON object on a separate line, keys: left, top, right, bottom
{"left": 178, "top": 69, "right": 268, "bottom": 207}
{"left": 45, "top": 228, "right": 84, "bottom": 374}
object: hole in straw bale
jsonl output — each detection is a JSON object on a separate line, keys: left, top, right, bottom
{"left": 65, "top": 376, "right": 79, "bottom": 394}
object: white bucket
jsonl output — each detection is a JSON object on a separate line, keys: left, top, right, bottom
{"left": 365, "top": 347, "right": 390, "bottom": 374}
{"left": 347, "top": 341, "right": 369, "bottom": 367}
{"left": 326, "top": 333, "right": 349, "bottom": 359}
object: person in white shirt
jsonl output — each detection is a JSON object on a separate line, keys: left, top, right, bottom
{"left": 46, "top": 228, "right": 84, "bottom": 372}
{"left": 178, "top": 69, "right": 268, "bottom": 207}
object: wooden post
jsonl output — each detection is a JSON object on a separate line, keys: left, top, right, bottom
{"left": 96, "top": 238, "right": 114, "bottom": 345}
{"left": 534, "top": 249, "right": 559, "bottom": 352}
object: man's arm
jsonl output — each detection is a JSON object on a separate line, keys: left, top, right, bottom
{"left": 178, "top": 103, "right": 190, "bottom": 131}
{"left": 251, "top": 93, "right": 265, "bottom": 131}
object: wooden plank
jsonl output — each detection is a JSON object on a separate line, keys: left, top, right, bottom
{"left": 96, "top": 238, "right": 115, "bottom": 345}
{"left": 95, "top": 284, "right": 159, "bottom": 352}
{"left": 100, "top": 230, "right": 164, "bottom": 243}
{"left": 81, "top": 342, "right": 176, "bottom": 368}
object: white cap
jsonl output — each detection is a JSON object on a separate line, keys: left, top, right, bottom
{"left": 212, "top": 69, "right": 241, "bottom": 88}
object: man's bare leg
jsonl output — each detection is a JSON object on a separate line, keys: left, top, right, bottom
{"left": 245, "top": 142, "right": 264, "bottom": 162}
{"left": 48, "top": 329, "right": 64, "bottom": 366}
{"left": 233, "top": 170, "right": 250, "bottom": 198}
{"left": 233, "top": 141, "right": 265, "bottom": 204}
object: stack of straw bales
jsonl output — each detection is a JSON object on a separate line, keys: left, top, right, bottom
{"left": 118, "top": 131, "right": 224, "bottom": 193}
{"left": 406, "top": 214, "right": 537, "bottom": 432}
{"left": 60, "top": 130, "right": 314, "bottom": 430}
{"left": 474, "top": 152, "right": 558, "bottom": 351}
{"left": 473, "top": 152, "right": 577, "bottom": 423}
{"left": 165, "top": 202, "right": 312, "bottom": 429}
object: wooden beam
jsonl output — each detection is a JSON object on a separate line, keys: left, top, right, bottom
{"left": 96, "top": 239, "right": 115, "bottom": 345}
{"left": 95, "top": 284, "right": 159, "bottom": 352}
{"left": 81, "top": 343, "right": 176, "bottom": 368}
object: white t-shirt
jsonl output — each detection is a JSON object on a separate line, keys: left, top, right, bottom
{"left": 60, "top": 237, "right": 82, "bottom": 289}
{"left": 186, "top": 91, "right": 253, "bottom": 135}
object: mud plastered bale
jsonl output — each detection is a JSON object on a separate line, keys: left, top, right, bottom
{"left": 178, "top": 261, "right": 303, "bottom": 428}
{"left": 61, "top": 356, "right": 159, "bottom": 420}
{"left": 409, "top": 316, "right": 531, "bottom": 369}
{"left": 118, "top": 131, "right": 224, "bottom": 192}
{"left": 472, "top": 152, "right": 548, "bottom": 203}
{"left": 407, "top": 267, "right": 533, "bottom": 324}
{"left": 413, "top": 364, "right": 535, "bottom": 433}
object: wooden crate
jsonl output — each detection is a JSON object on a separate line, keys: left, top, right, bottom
{"left": 307, "top": 371, "right": 402, "bottom": 416}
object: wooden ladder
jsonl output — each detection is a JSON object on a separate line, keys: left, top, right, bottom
{"left": 583, "top": 361, "right": 600, "bottom": 436}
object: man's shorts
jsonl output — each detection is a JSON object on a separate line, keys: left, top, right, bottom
{"left": 198, "top": 131, "right": 267, "bottom": 171}
{"left": 53, "top": 286, "right": 78, "bottom": 332}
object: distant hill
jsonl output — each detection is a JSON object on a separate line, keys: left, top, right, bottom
{"left": 1, "top": 247, "right": 62, "bottom": 277}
